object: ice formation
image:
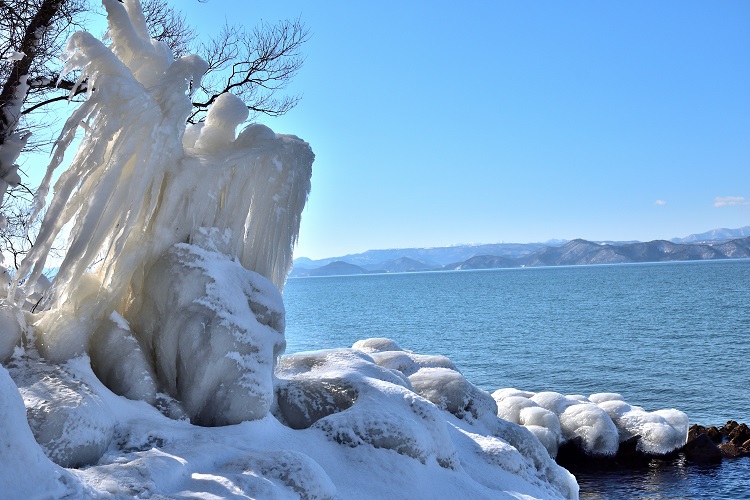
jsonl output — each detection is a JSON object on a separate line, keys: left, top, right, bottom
{"left": 11, "top": 0, "right": 312, "bottom": 360}
{"left": 492, "top": 389, "right": 689, "bottom": 458}
{"left": 4, "top": 0, "right": 311, "bottom": 424}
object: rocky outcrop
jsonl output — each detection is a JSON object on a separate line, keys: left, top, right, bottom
{"left": 682, "top": 422, "right": 750, "bottom": 461}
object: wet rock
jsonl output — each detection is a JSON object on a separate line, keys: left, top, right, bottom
{"left": 718, "top": 442, "right": 747, "bottom": 459}
{"left": 612, "top": 436, "right": 652, "bottom": 464}
{"left": 682, "top": 433, "right": 722, "bottom": 463}
{"left": 729, "top": 423, "right": 750, "bottom": 445}
{"left": 706, "top": 426, "right": 723, "bottom": 444}
{"left": 687, "top": 424, "right": 706, "bottom": 442}
{"left": 720, "top": 420, "right": 739, "bottom": 437}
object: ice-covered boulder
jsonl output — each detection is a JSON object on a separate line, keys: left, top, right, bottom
{"left": 491, "top": 418, "right": 579, "bottom": 498}
{"left": 492, "top": 388, "right": 536, "bottom": 400}
{"left": 128, "top": 229, "right": 286, "bottom": 426}
{"left": 494, "top": 388, "right": 689, "bottom": 459}
{"left": 493, "top": 391, "right": 564, "bottom": 457}
{"left": 369, "top": 350, "right": 458, "bottom": 376}
{"left": 597, "top": 399, "right": 689, "bottom": 454}
{"left": 0, "top": 299, "right": 24, "bottom": 362}
{"left": 558, "top": 403, "right": 620, "bottom": 456}
{"left": 519, "top": 406, "right": 563, "bottom": 458}
{"left": 352, "top": 338, "right": 458, "bottom": 377}
{"left": 8, "top": 358, "right": 115, "bottom": 468}
{"left": 588, "top": 392, "right": 625, "bottom": 404}
{"left": 274, "top": 378, "right": 357, "bottom": 430}
{"left": 0, "top": 365, "right": 73, "bottom": 496}
{"left": 409, "top": 367, "right": 498, "bottom": 426}
{"left": 277, "top": 348, "right": 411, "bottom": 389}
{"left": 530, "top": 391, "right": 582, "bottom": 414}
{"left": 495, "top": 395, "right": 540, "bottom": 423}
{"left": 276, "top": 348, "right": 458, "bottom": 468}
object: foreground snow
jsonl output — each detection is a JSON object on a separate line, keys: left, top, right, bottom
{"left": 2, "top": 346, "right": 578, "bottom": 499}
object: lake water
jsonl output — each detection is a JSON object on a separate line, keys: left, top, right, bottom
{"left": 283, "top": 259, "right": 750, "bottom": 499}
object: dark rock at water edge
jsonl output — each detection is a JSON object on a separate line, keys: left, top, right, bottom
{"left": 556, "top": 436, "right": 680, "bottom": 473}
{"left": 682, "top": 433, "right": 722, "bottom": 463}
{"left": 728, "top": 423, "right": 750, "bottom": 445}
{"left": 683, "top": 422, "right": 750, "bottom": 461}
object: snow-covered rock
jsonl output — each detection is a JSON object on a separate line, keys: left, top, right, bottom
{"left": 597, "top": 399, "right": 689, "bottom": 454}
{"left": 277, "top": 348, "right": 458, "bottom": 468}
{"left": 493, "top": 387, "right": 688, "bottom": 459}
{"left": 409, "top": 367, "right": 498, "bottom": 426}
{"left": 8, "top": 357, "right": 115, "bottom": 468}
{"left": 351, "top": 337, "right": 403, "bottom": 353}
{"left": 558, "top": 402, "right": 620, "bottom": 456}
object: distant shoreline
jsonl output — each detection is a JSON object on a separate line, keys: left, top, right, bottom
{"left": 290, "top": 254, "right": 750, "bottom": 280}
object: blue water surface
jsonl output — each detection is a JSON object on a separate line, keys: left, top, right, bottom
{"left": 283, "top": 259, "right": 750, "bottom": 499}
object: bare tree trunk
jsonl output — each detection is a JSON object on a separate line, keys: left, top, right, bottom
{"left": 0, "top": 0, "right": 66, "bottom": 148}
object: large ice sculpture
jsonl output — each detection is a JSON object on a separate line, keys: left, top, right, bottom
{"left": 10, "top": 0, "right": 312, "bottom": 425}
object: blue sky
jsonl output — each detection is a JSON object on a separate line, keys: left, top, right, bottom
{"left": 45, "top": 1, "right": 750, "bottom": 260}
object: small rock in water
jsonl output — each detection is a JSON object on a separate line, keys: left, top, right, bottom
{"left": 718, "top": 442, "right": 747, "bottom": 459}
{"left": 721, "top": 420, "right": 739, "bottom": 437}
{"left": 682, "top": 431, "right": 722, "bottom": 463}
{"left": 707, "top": 425, "right": 723, "bottom": 443}
{"left": 728, "top": 423, "right": 750, "bottom": 445}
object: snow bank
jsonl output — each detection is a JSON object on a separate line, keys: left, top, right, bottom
{"left": 493, "top": 389, "right": 689, "bottom": 458}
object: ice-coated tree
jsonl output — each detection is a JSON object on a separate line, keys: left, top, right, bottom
{"left": 0, "top": 0, "right": 309, "bottom": 266}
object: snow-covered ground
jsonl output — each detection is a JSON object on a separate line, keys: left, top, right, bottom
{"left": 2, "top": 346, "right": 580, "bottom": 499}
{"left": 0, "top": 1, "right": 687, "bottom": 498}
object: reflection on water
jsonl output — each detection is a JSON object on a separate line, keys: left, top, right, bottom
{"left": 571, "top": 455, "right": 750, "bottom": 499}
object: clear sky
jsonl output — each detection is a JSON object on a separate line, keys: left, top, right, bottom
{"left": 53, "top": 1, "right": 750, "bottom": 259}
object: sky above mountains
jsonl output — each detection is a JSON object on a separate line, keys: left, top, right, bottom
{"left": 71, "top": 2, "right": 750, "bottom": 259}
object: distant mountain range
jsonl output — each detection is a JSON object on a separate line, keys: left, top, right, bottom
{"left": 291, "top": 226, "right": 750, "bottom": 277}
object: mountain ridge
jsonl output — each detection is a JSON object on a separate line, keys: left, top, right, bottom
{"left": 291, "top": 226, "right": 750, "bottom": 277}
